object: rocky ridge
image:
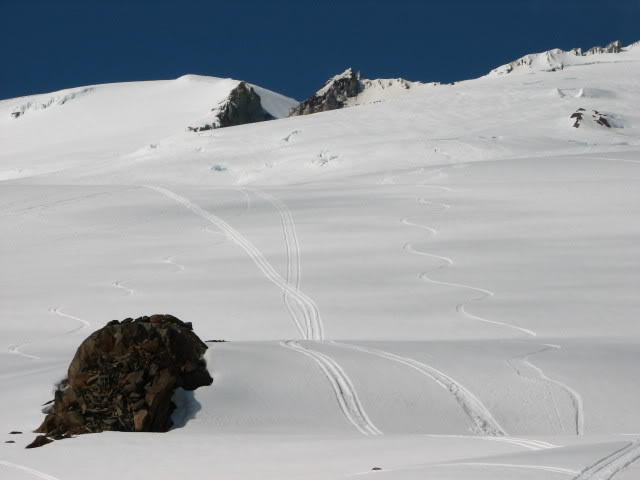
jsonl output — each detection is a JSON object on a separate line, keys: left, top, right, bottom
{"left": 289, "top": 68, "right": 420, "bottom": 117}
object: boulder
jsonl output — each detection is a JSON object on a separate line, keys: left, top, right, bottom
{"left": 34, "top": 314, "right": 212, "bottom": 444}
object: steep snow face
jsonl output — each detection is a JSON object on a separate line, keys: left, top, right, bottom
{"left": 0, "top": 75, "right": 296, "bottom": 180}
{"left": 489, "top": 40, "right": 638, "bottom": 76}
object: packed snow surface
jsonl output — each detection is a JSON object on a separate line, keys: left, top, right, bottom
{"left": 1, "top": 45, "right": 640, "bottom": 479}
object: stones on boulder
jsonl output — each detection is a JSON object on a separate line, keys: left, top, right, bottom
{"left": 33, "top": 314, "right": 213, "bottom": 446}
{"left": 26, "top": 435, "right": 52, "bottom": 449}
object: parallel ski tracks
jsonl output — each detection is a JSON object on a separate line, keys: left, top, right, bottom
{"left": 574, "top": 440, "right": 640, "bottom": 480}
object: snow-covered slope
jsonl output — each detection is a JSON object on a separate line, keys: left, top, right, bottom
{"left": 0, "top": 75, "right": 297, "bottom": 181}
{"left": 1, "top": 43, "right": 640, "bottom": 480}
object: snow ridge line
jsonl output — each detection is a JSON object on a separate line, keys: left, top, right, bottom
{"left": 280, "top": 340, "right": 382, "bottom": 436}
{"left": 0, "top": 460, "right": 61, "bottom": 480}
{"left": 247, "top": 188, "right": 324, "bottom": 340}
{"left": 327, "top": 340, "right": 505, "bottom": 436}
{"left": 144, "top": 186, "right": 322, "bottom": 339}
{"left": 508, "top": 343, "right": 584, "bottom": 436}
{"left": 574, "top": 441, "right": 640, "bottom": 480}
{"left": 403, "top": 186, "right": 536, "bottom": 337}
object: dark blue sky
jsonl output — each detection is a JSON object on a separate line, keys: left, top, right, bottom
{"left": 1, "top": 0, "right": 638, "bottom": 101}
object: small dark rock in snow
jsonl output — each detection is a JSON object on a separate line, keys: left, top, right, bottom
{"left": 26, "top": 435, "right": 52, "bottom": 449}
{"left": 371, "top": 467, "right": 382, "bottom": 471}
{"left": 5, "top": 440, "right": 15, "bottom": 444}
{"left": 9, "top": 431, "right": 22, "bottom": 434}
{"left": 34, "top": 314, "right": 213, "bottom": 444}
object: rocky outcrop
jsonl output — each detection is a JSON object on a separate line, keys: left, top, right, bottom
{"left": 34, "top": 314, "right": 212, "bottom": 445}
{"left": 584, "top": 40, "right": 622, "bottom": 56}
{"left": 570, "top": 108, "right": 611, "bottom": 128}
{"left": 289, "top": 69, "right": 361, "bottom": 116}
{"left": 187, "top": 82, "right": 274, "bottom": 132}
{"left": 289, "top": 69, "right": 420, "bottom": 117}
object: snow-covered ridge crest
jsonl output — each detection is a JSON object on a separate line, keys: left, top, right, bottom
{"left": 7, "top": 87, "right": 94, "bottom": 119}
{"left": 489, "top": 40, "right": 638, "bottom": 76}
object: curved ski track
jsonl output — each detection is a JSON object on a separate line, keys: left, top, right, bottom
{"left": 328, "top": 340, "right": 505, "bottom": 436}
{"left": 508, "top": 343, "right": 584, "bottom": 436}
{"left": 248, "top": 188, "right": 383, "bottom": 435}
{"left": 8, "top": 307, "right": 90, "bottom": 361}
{"left": 280, "top": 340, "right": 381, "bottom": 436}
{"left": 162, "top": 255, "right": 185, "bottom": 273}
{"left": 247, "top": 188, "right": 324, "bottom": 340}
{"left": 144, "top": 186, "right": 322, "bottom": 338}
{"left": 112, "top": 280, "right": 135, "bottom": 296}
{"left": 574, "top": 440, "right": 640, "bottom": 479}
{"left": 404, "top": 184, "right": 536, "bottom": 337}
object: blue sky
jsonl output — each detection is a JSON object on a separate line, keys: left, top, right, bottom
{"left": 1, "top": 0, "right": 638, "bottom": 101}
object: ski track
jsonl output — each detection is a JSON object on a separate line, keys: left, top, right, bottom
{"left": 421, "top": 434, "right": 556, "bottom": 450}
{"left": 7, "top": 307, "right": 89, "bottom": 361}
{"left": 162, "top": 255, "right": 185, "bottom": 273}
{"left": 247, "top": 188, "right": 324, "bottom": 340}
{"left": 574, "top": 440, "right": 640, "bottom": 480}
{"left": 112, "top": 280, "right": 135, "bottom": 296}
{"left": 403, "top": 184, "right": 537, "bottom": 338}
{"left": 431, "top": 462, "right": 580, "bottom": 477}
{"left": 144, "top": 185, "right": 322, "bottom": 340}
{"left": 249, "top": 188, "right": 383, "bottom": 436}
{"left": 0, "top": 460, "right": 61, "bottom": 480}
{"left": 508, "top": 343, "right": 584, "bottom": 436}
{"left": 280, "top": 340, "right": 382, "bottom": 436}
{"left": 328, "top": 340, "right": 505, "bottom": 436}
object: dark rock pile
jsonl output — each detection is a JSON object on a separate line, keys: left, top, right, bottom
{"left": 289, "top": 68, "right": 361, "bottom": 116}
{"left": 188, "top": 81, "right": 274, "bottom": 132}
{"left": 34, "top": 314, "right": 212, "bottom": 444}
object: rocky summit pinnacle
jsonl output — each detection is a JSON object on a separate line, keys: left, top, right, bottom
{"left": 289, "top": 68, "right": 361, "bottom": 116}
